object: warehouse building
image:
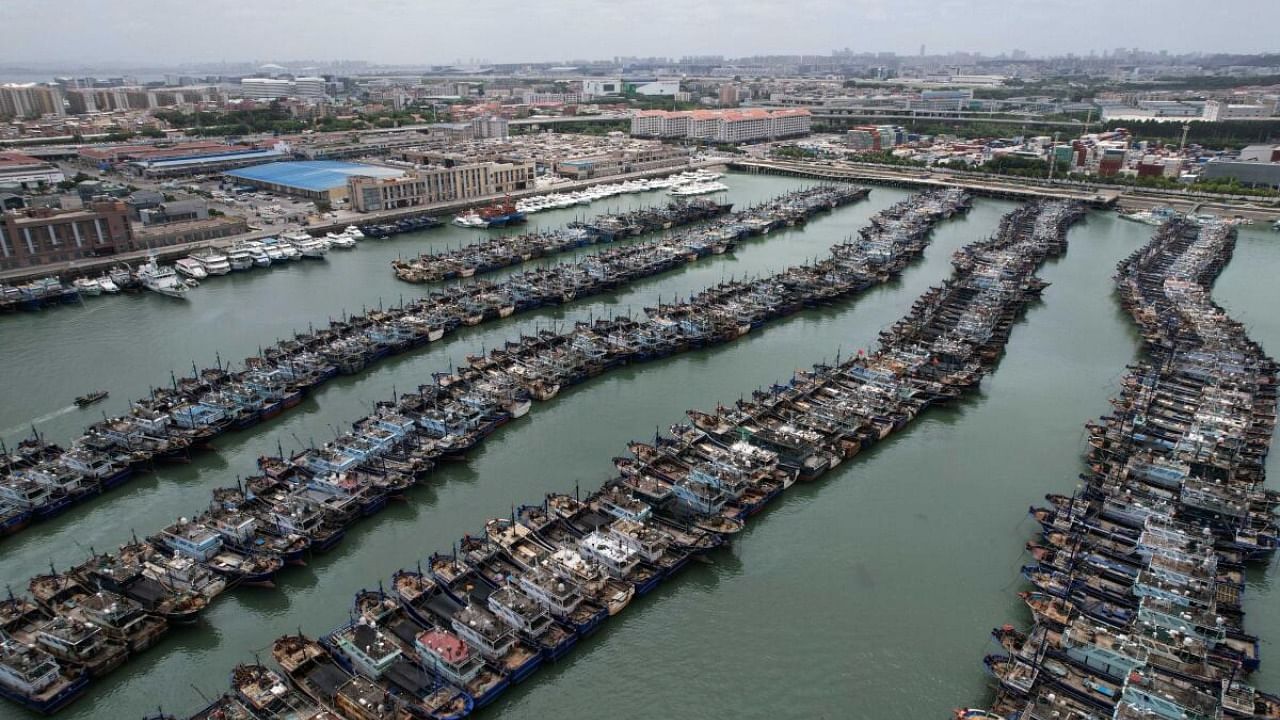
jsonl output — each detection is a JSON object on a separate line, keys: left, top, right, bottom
{"left": 224, "top": 160, "right": 406, "bottom": 202}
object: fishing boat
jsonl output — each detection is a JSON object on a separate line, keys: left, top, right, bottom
{"left": 137, "top": 257, "right": 190, "bottom": 299}
{"left": 0, "top": 639, "right": 89, "bottom": 715}
{"left": 272, "top": 634, "right": 405, "bottom": 720}
{"left": 231, "top": 662, "right": 340, "bottom": 720}
{"left": 74, "top": 391, "right": 108, "bottom": 407}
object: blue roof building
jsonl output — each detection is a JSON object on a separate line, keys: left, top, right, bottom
{"left": 222, "top": 160, "right": 405, "bottom": 201}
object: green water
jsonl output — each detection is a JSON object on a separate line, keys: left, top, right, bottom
{"left": 0, "top": 174, "right": 1274, "bottom": 719}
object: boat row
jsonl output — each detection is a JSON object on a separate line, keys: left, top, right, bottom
{"left": 962, "top": 219, "right": 1279, "bottom": 720}
{"left": 0, "top": 188, "right": 956, "bottom": 716}
{"left": 123, "top": 200, "right": 1082, "bottom": 720}
{"left": 358, "top": 215, "right": 445, "bottom": 239}
{"left": 1118, "top": 205, "right": 1254, "bottom": 227}
{"left": 0, "top": 228, "right": 377, "bottom": 311}
{"left": 0, "top": 186, "right": 869, "bottom": 542}
{"left": 393, "top": 197, "right": 733, "bottom": 283}
{"left": 512, "top": 170, "right": 725, "bottom": 215}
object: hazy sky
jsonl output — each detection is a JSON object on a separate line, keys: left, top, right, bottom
{"left": 3, "top": 0, "right": 1277, "bottom": 66}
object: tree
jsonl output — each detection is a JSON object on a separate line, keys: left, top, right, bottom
{"left": 139, "top": 127, "right": 164, "bottom": 138}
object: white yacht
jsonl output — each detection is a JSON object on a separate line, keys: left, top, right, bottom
{"left": 226, "top": 246, "right": 254, "bottom": 271}
{"left": 258, "top": 239, "right": 288, "bottom": 262}
{"left": 343, "top": 225, "right": 365, "bottom": 240}
{"left": 173, "top": 257, "right": 208, "bottom": 279}
{"left": 234, "top": 240, "right": 272, "bottom": 267}
{"left": 189, "top": 248, "right": 231, "bottom": 275}
{"left": 325, "top": 230, "right": 357, "bottom": 249}
{"left": 283, "top": 231, "right": 326, "bottom": 259}
{"left": 137, "top": 257, "right": 190, "bottom": 299}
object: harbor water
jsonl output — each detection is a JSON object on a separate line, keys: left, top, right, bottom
{"left": 0, "top": 172, "right": 1275, "bottom": 719}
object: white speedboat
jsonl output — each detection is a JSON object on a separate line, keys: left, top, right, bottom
{"left": 326, "top": 231, "right": 357, "bottom": 249}
{"left": 72, "top": 277, "right": 102, "bottom": 296}
{"left": 190, "top": 248, "right": 231, "bottom": 275}
{"left": 452, "top": 212, "right": 487, "bottom": 228}
{"left": 174, "top": 257, "right": 208, "bottom": 280}
{"left": 343, "top": 225, "right": 365, "bottom": 240}
{"left": 137, "top": 257, "right": 190, "bottom": 299}
{"left": 96, "top": 274, "right": 120, "bottom": 294}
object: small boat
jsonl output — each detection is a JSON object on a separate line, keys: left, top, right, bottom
{"left": 71, "top": 277, "right": 102, "bottom": 296}
{"left": 452, "top": 212, "right": 487, "bottom": 229}
{"left": 1117, "top": 206, "right": 1178, "bottom": 225}
{"left": 74, "top": 391, "right": 109, "bottom": 407}
{"left": 343, "top": 225, "right": 365, "bottom": 240}
{"left": 173, "top": 257, "right": 209, "bottom": 280}
{"left": 95, "top": 274, "right": 120, "bottom": 294}
{"left": 325, "top": 231, "right": 357, "bottom": 249}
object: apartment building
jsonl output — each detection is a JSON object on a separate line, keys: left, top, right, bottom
{"left": 347, "top": 160, "right": 536, "bottom": 212}
{"left": 631, "top": 108, "right": 810, "bottom": 143}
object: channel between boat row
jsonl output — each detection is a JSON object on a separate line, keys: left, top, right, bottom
{"left": 959, "top": 219, "right": 1279, "bottom": 720}
{"left": 0, "top": 185, "right": 869, "bottom": 541}
{"left": 0, "top": 197, "right": 1078, "bottom": 716}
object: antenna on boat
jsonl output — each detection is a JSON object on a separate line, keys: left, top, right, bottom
{"left": 189, "top": 684, "right": 213, "bottom": 705}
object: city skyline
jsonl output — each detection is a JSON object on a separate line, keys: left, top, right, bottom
{"left": 4, "top": 0, "right": 1279, "bottom": 67}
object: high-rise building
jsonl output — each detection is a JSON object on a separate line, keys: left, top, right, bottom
{"left": 294, "top": 77, "right": 327, "bottom": 99}
{"left": 718, "top": 84, "right": 740, "bottom": 108}
{"left": 0, "top": 83, "right": 65, "bottom": 118}
{"left": 470, "top": 115, "right": 510, "bottom": 139}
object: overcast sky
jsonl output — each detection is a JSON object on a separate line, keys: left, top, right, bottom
{"left": 3, "top": 0, "right": 1277, "bottom": 67}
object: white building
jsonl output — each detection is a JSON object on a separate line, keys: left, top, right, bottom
{"left": 294, "top": 77, "right": 327, "bottom": 99}
{"left": 631, "top": 109, "right": 810, "bottom": 143}
{"left": 582, "top": 79, "right": 623, "bottom": 97}
{"left": 239, "top": 78, "right": 294, "bottom": 99}
{"left": 1202, "top": 100, "right": 1274, "bottom": 121}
